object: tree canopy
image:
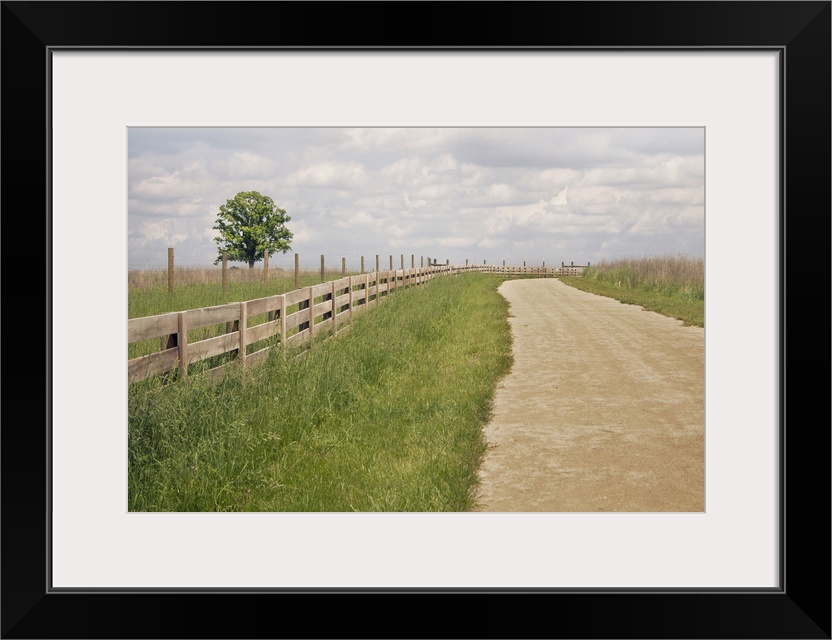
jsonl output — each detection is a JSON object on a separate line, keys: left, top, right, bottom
{"left": 213, "top": 191, "right": 293, "bottom": 268}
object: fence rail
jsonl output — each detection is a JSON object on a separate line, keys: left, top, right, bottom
{"left": 127, "top": 262, "right": 586, "bottom": 385}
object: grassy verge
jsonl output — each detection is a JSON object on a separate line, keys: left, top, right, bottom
{"left": 128, "top": 272, "right": 513, "bottom": 512}
{"left": 557, "top": 255, "right": 704, "bottom": 327}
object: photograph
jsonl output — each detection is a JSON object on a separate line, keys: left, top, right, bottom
{"left": 51, "top": 46, "right": 782, "bottom": 593}
{"left": 127, "top": 126, "right": 706, "bottom": 514}
{"left": 3, "top": 1, "right": 829, "bottom": 638}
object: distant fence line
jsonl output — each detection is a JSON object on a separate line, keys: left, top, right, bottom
{"left": 130, "top": 249, "right": 588, "bottom": 293}
{"left": 128, "top": 259, "right": 589, "bottom": 385}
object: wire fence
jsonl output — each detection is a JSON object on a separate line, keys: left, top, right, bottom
{"left": 128, "top": 249, "right": 588, "bottom": 292}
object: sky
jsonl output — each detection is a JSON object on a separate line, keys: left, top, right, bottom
{"left": 128, "top": 127, "right": 704, "bottom": 271}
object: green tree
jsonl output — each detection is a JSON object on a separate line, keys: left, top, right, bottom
{"left": 213, "top": 191, "right": 293, "bottom": 268}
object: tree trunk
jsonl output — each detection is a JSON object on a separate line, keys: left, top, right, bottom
{"left": 249, "top": 260, "right": 255, "bottom": 269}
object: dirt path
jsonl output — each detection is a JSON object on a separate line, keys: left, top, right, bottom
{"left": 474, "top": 278, "right": 704, "bottom": 512}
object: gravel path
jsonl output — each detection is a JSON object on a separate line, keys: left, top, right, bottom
{"left": 474, "top": 278, "right": 704, "bottom": 512}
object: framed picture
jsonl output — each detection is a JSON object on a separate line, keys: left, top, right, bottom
{"left": 4, "top": 2, "right": 829, "bottom": 638}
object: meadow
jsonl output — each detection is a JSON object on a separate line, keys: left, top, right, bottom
{"left": 128, "top": 272, "right": 513, "bottom": 511}
{"left": 129, "top": 266, "right": 354, "bottom": 319}
{"left": 558, "top": 254, "right": 704, "bottom": 327}
{"left": 128, "top": 266, "right": 364, "bottom": 363}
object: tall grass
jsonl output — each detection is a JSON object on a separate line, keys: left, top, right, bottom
{"left": 584, "top": 254, "right": 704, "bottom": 300}
{"left": 128, "top": 273, "right": 513, "bottom": 512}
{"left": 559, "top": 254, "right": 704, "bottom": 327}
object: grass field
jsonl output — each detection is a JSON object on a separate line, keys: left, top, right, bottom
{"left": 128, "top": 272, "right": 513, "bottom": 512}
{"left": 129, "top": 267, "right": 356, "bottom": 319}
{"left": 559, "top": 255, "right": 704, "bottom": 327}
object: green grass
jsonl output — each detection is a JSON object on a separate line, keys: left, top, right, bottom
{"left": 128, "top": 269, "right": 367, "bottom": 361}
{"left": 129, "top": 270, "right": 354, "bottom": 319}
{"left": 558, "top": 254, "right": 704, "bottom": 327}
{"left": 128, "top": 273, "right": 513, "bottom": 512}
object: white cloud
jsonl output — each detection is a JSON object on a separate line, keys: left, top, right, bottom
{"left": 286, "top": 161, "right": 369, "bottom": 189}
{"left": 403, "top": 192, "right": 427, "bottom": 209}
{"left": 130, "top": 162, "right": 216, "bottom": 200}
{"left": 342, "top": 128, "right": 458, "bottom": 152}
{"left": 484, "top": 183, "right": 518, "bottom": 204}
{"left": 227, "top": 152, "right": 275, "bottom": 178}
{"left": 550, "top": 185, "right": 569, "bottom": 206}
{"left": 436, "top": 236, "right": 476, "bottom": 248}
{"left": 129, "top": 127, "right": 704, "bottom": 269}
{"left": 135, "top": 219, "right": 188, "bottom": 246}
{"left": 334, "top": 211, "right": 379, "bottom": 228}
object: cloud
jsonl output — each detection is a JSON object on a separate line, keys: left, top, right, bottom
{"left": 403, "top": 190, "right": 433, "bottom": 209}
{"left": 130, "top": 161, "right": 217, "bottom": 200}
{"left": 227, "top": 152, "right": 275, "bottom": 178}
{"left": 484, "top": 183, "right": 519, "bottom": 204}
{"left": 128, "top": 127, "right": 705, "bottom": 269}
{"left": 285, "top": 161, "right": 369, "bottom": 189}
{"left": 550, "top": 186, "right": 569, "bottom": 206}
{"left": 133, "top": 219, "right": 189, "bottom": 246}
{"left": 341, "top": 128, "right": 459, "bottom": 153}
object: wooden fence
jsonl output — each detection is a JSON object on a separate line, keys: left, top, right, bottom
{"left": 127, "top": 262, "right": 587, "bottom": 385}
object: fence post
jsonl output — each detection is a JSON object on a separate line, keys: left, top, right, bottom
{"left": 389, "top": 255, "right": 393, "bottom": 271}
{"left": 361, "top": 256, "right": 365, "bottom": 274}
{"left": 298, "top": 287, "right": 309, "bottom": 333}
{"left": 279, "top": 294, "right": 286, "bottom": 345}
{"left": 348, "top": 276, "right": 354, "bottom": 320}
{"left": 239, "top": 302, "right": 248, "bottom": 366}
{"left": 322, "top": 284, "right": 332, "bottom": 322}
{"left": 376, "top": 255, "right": 379, "bottom": 275}
{"left": 342, "top": 257, "right": 346, "bottom": 275}
{"left": 295, "top": 253, "right": 300, "bottom": 289}
{"left": 411, "top": 254, "right": 415, "bottom": 269}
{"left": 222, "top": 251, "right": 228, "bottom": 295}
{"left": 263, "top": 250, "right": 269, "bottom": 285}
{"left": 321, "top": 255, "right": 325, "bottom": 282}
{"left": 308, "top": 286, "right": 315, "bottom": 340}
{"left": 177, "top": 311, "right": 187, "bottom": 379}
{"left": 369, "top": 272, "right": 375, "bottom": 307}
{"left": 331, "top": 280, "right": 337, "bottom": 331}
{"left": 167, "top": 248, "right": 174, "bottom": 293}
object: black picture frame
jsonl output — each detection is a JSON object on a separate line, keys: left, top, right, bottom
{"left": 2, "top": 2, "right": 829, "bottom": 638}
